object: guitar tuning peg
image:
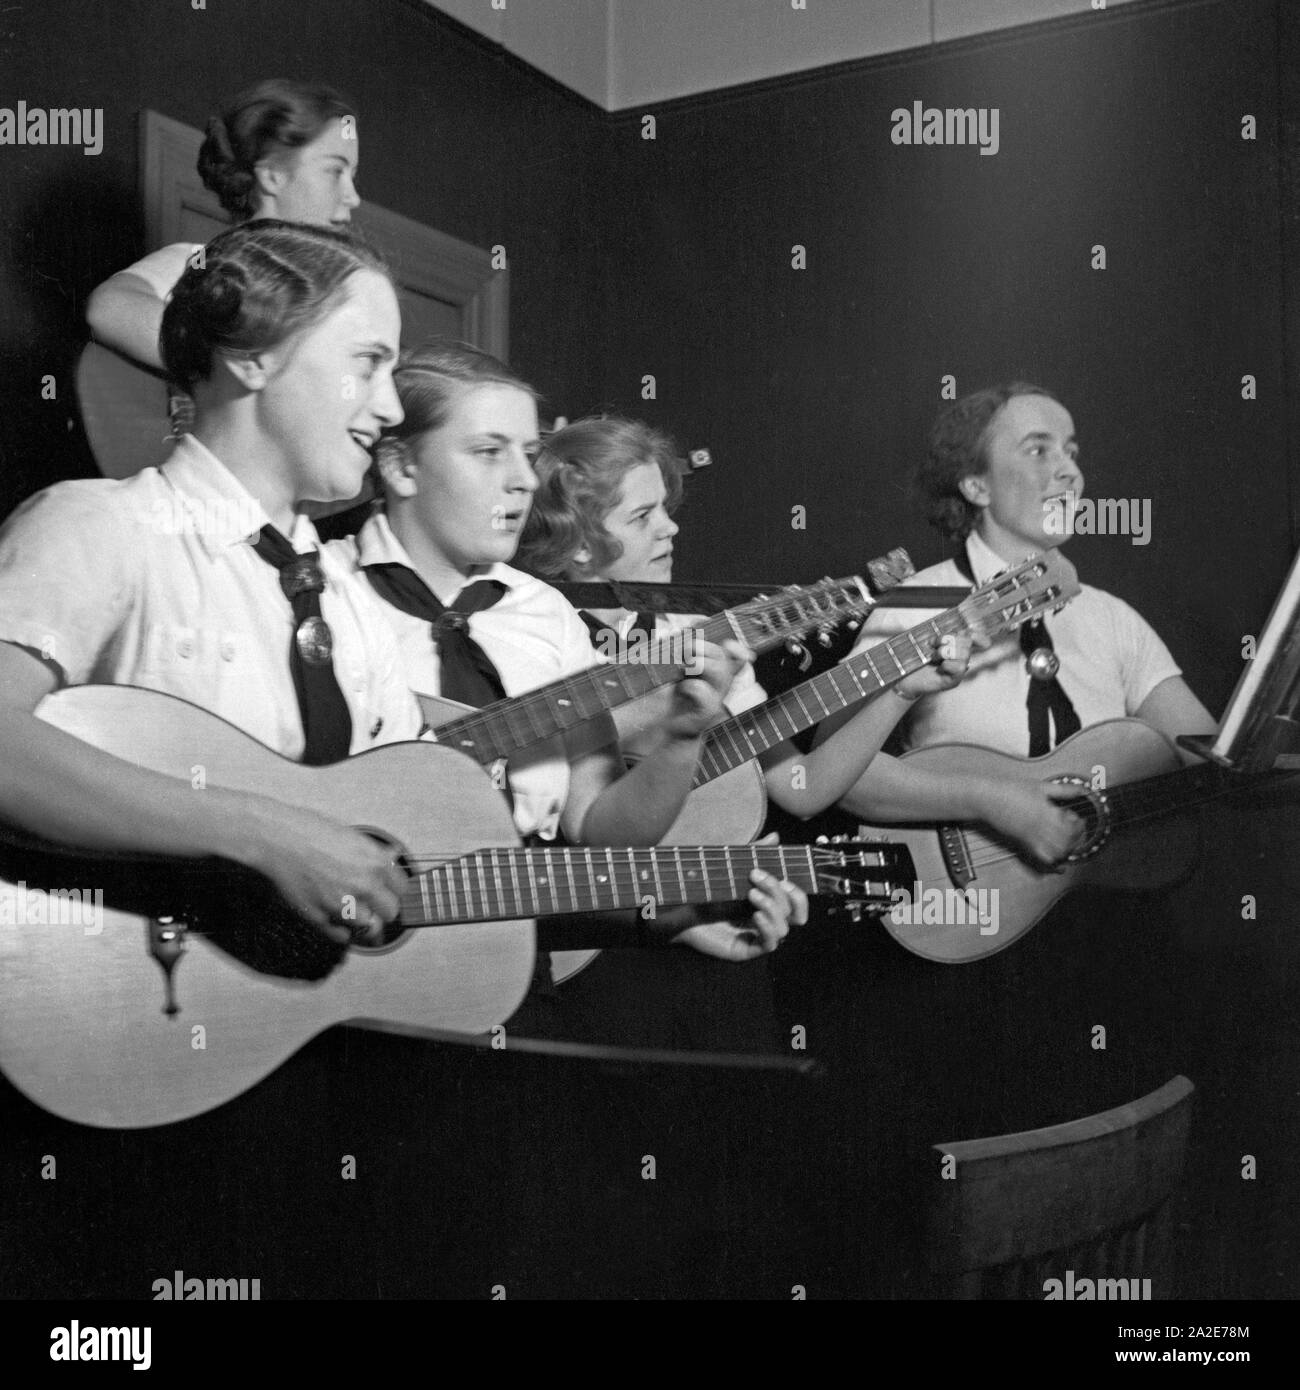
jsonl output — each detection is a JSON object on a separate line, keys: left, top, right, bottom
{"left": 815, "top": 624, "right": 834, "bottom": 648}
{"left": 815, "top": 835, "right": 828, "bottom": 845}
{"left": 845, "top": 618, "right": 862, "bottom": 632}
{"left": 785, "top": 639, "right": 812, "bottom": 672}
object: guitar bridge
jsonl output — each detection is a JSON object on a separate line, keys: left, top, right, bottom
{"left": 938, "top": 824, "right": 976, "bottom": 888}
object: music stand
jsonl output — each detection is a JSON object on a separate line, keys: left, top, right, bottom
{"left": 1179, "top": 544, "right": 1300, "bottom": 773}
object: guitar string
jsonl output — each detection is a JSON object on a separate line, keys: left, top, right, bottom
{"left": 393, "top": 848, "right": 875, "bottom": 871}
{"left": 660, "top": 589, "right": 1059, "bottom": 784}
{"left": 384, "top": 760, "right": 1296, "bottom": 914}
{"left": 390, "top": 584, "right": 1058, "bottom": 904}
{"left": 696, "top": 615, "right": 961, "bottom": 770}
{"left": 431, "top": 566, "right": 1055, "bottom": 765}
{"left": 428, "top": 560, "right": 1056, "bottom": 749}
{"left": 389, "top": 846, "right": 895, "bottom": 921}
{"left": 431, "top": 581, "right": 872, "bottom": 747}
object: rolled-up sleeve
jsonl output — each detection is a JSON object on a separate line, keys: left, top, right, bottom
{"left": 0, "top": 484, "right": 134, "bottom": 685}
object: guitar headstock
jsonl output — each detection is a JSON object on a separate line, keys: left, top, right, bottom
{"left": 960, "top": 548, "right": 1081, "bottom": 641}
{"left": 810, "top": 836, "right": 916, "bottom": 918}
{"left": 734, "top": 575, "right": 876, "bottom": 654}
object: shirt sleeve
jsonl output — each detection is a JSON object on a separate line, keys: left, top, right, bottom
{"left": 0, "top": 483, "right": 135, "bottom": 685}
{"left": 114, "top": 243, "right": 202, "bottom": 301}
{"left": 1107, "top": 594, "right": 1183, "bottom": 714}
{"left": 723, "top": 655, "right": 767, "bottom": 714}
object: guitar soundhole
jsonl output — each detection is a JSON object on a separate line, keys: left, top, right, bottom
{"left": 1055, "top": 778, "right": 1113, "bottom": 862}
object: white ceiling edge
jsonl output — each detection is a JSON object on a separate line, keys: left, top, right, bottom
{"left": 422, "top": 0, "right": 1142, "bottom": 113}
{"left": 422, "top": 0, "right": 612, "bottom": 106}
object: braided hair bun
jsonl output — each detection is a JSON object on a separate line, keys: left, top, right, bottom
{"left": 195, "top": 79, "right": 356, "bottom": 221}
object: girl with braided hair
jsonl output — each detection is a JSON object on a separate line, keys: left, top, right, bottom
{"left": 86, "top": 78, "right": 360, "bottom": 370}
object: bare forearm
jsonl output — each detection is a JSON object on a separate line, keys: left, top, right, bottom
{"left": 577, "top": 732, "right": 704, "bottom": 845}
{"left": 766, "top": 691, "right": 912, "bottom": 818}
{"left": 837, "top": 751, "right": 993, "bottom": 824}
{"left": 86, "top": 275, "right": 166, "bottom": 369}
{"left": 0, "top": 710, "right": 271, "bottom": 867}
{"left": 1136, "top": 676, "right": 1219, "bottom": 766}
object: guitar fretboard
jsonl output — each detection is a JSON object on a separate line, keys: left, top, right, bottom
{"left": 1059, "top": 759, "right": 1237, "bottom": 832}
{"left": 695, "top": 612, "right": 965, "bottom": 785}
{"left": 430, "top": 578, "right": 871, "bottom": 766}
{"left": 693, "top": 553, "right": 1076, "bottom": 786}
{"left": 402, "top": 843, "right": 905, "bottom": 926}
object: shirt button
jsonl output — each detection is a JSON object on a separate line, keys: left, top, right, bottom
{"left": 219, "top": 641, "right": 236, "bottom": 662}
{"left": 176, "top": 638, "right": 194, "bottom": 658}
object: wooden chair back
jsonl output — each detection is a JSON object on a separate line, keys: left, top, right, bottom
{"left": 927, "top": 1075, "right": 1195, "bottom": 1299}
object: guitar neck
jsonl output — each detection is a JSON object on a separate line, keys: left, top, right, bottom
{"left": 1064, "top": 758, "right": 1239, "bottom": 832}
{"left": 403, "top": 843, "right": 900, "bottom": 925}
{"left": 694, "top": 612, "right": 964, "bottom": 786}
{"left": 431, "top": 578, "right": 871, "bottom": 766}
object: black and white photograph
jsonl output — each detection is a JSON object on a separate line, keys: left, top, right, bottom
{"left": 0, "top": 0, "right": 1296, "bottom": 1346}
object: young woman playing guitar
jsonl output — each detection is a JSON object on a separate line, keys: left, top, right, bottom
{"left": 840, "top": 383, "right": 1215, "bottom": 781}
{"left": 342, "top": 345, "right": 810, "bottom": 1039}
{"left": 86, "top": 79, "right": 360, "bottom": 371}
{"left": 808, "top": 383, "right": 1219, "bottom": 1295}
{"left": 6, "top": 231, "right": 805, "bottom": 1292}
{"left": 1, "top": 220, "right": 418, "bottom": 943}
{"left": 513, "top": 414, "right": 975, "bottom": 1049}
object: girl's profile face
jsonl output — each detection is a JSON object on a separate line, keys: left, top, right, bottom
{"left": 590, "top": 461, "right": 678, "bottom": 582}
{"left": 401, "top": 383, "right": 541, "bottom": 576}
{"left": 255, "top": 269, "right": 403, "bottom": 504}
{"left": 256, "top": 117, "right": 361, "bottom": 227}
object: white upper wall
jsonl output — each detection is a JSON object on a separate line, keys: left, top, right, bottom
{"left": 423, "top": 0, "right": 1139, "bottom": 111}
{"left": 608, "top": 0, "right": 927, "bottom": 109}
{"left": 425, "top": 0, "right": 612, "bottom": 106}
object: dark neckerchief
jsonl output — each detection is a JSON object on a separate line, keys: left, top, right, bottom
{"left": 954, "top": 538, "right": 1081, "bottom": 756}
{"left": 365, "top": 563, "right": 508, "bottom": 709}
{"left": 252, "top": 525, "right": 353, "bottom": 765}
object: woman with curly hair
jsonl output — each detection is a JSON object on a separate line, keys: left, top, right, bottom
{"left": 515, "top": 412, "right": 975, "bottom": 1050}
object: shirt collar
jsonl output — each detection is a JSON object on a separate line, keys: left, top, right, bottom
{"left": 159, "top": 435, "right": 321, "bottom": 558}
{"left": 356, "top": 512, "right": 523, "bottom": 591}
{"left": 964, "top": 531, "right": 1010, "bottom": 586}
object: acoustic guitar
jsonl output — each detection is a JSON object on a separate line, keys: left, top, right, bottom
{"left": 857, "top": 717, "right": 1274, "bottom": 964}
{"left": 418, "top": 574, "right": 878, "bottom": 874}
{"left": 416, "top": 574, "right": 877, "bottom": 752}
{"left": 74, "top": 341, "right": 183, "bottom": 479}
{"left": 550, "top": 550, "right": 1080, "bottom": 980}
{"left": 0, "top": 684, "right": 909, "bottom": 1129}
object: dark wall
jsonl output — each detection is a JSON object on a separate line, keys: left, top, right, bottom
{"left": 1, "top": 0, "right": 1288, "bottom": 714}
{"left": 593, "top": 0, "right": 1290, "bottom": 717}
{"left": 0, "top": 0, "right": 1295, "bottom": 1303}
{"left": 0, "top": 0, "right": 608, "bottom": 513}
